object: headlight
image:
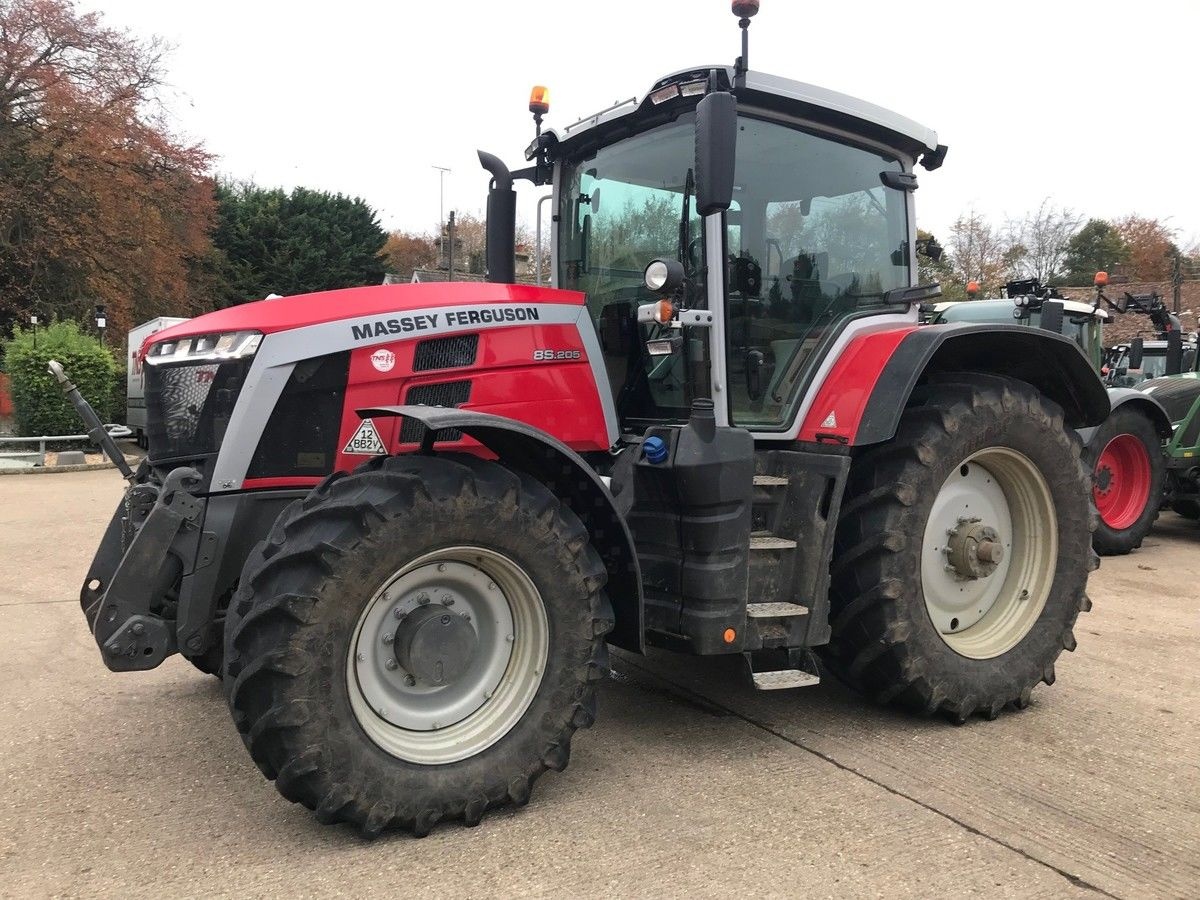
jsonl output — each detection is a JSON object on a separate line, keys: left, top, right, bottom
{"left": 146, "top": 330, "right": 263, "bottom": 366}
{"left": 643, "top": 258, "right": 685, "bottom": 294}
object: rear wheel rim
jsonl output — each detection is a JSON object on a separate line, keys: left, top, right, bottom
{"left": 1093, "top": 433, "right": 1152, "bottom": 530}
{"left": 347, "top": 546, "right": 548, "bottom": 765}
{"left": 921, "top": 449, "right": 1057, "bottom": 659}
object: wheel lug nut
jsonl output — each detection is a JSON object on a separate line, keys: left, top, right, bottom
{"left": 393, "top": 608, "right": 404, "bottom": 620}
{"left": 444, "top": 597, "right": 455, "bottom": 606}
{"left": 404, "top": 674, "right": 416, "bottom": 686}
{"left": 437, "top": 563, "right": 446, "bottom": 572}
{"left": 382, "top": 632, "right": 394, "bottom": 644}
{"left": 419, "top": 597, "right": 431, "bottom": 606}
{"left": 356, "top": 652, "right": 366, "bottom": 662}
{"left": 385, "top": 659, "right": 398, "bottom": 670}
{"left": 462, "top": 613, "right": 471, "bottom": 623}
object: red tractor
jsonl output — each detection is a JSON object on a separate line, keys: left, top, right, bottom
{"left": 59, "top": 3, "right": 1107, "bottom": 835}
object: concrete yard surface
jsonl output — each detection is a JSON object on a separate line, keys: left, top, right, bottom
{"left": 0, "top": 469, "right": 1196, "bottom": 898}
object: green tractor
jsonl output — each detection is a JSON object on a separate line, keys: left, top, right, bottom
{"left": 929, "top": 278, "right": 1178, "bottom": 555}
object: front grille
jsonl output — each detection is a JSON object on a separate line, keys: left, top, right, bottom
{"left": 413, "top": 334, "right": 479, "bottom": 372}
{"left": 400, "top": 381, "right": 472, "bottom": 443}
{"left": 145, "top": 359, "right": 251, "bottom": 460}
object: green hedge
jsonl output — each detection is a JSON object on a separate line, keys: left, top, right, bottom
{"left": 3, "top": 322, "right": 120, "bottom": 437}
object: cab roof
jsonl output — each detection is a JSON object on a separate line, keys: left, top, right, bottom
{"left": 557, "top": 66, "right": 943, "bottom": 166}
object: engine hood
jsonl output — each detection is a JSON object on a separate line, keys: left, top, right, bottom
{"left": 148, "top": 283, "right": 583, "bottom": 349}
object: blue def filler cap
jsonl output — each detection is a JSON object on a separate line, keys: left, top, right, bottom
{"left": 643, "top": 436, "right": 669, "bottom": 464}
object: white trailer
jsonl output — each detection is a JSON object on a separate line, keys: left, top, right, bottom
{"left": 127, "top": 317, "right": 188, "bottom": 447}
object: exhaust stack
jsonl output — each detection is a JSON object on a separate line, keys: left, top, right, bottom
{"left": 477, "top": 151, "right": 516, "bottom": 284}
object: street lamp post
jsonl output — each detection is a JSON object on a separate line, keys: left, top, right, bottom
{"left": 94, "top": 304, "right": 107, "bottom": 346}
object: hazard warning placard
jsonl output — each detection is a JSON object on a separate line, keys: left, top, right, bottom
{"left": 343, "top": 418, "right": 387, "bottom": 455}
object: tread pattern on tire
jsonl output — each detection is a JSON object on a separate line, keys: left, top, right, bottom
{"left": 222, "top": 454, "right": 612, "bottom": 836}
{"left": 822, "top": 374, "right": 1096, "bottom": 724}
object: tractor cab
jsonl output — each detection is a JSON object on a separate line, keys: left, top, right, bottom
{"left": 499, "top": 40, "right": 945, "bottom": 440}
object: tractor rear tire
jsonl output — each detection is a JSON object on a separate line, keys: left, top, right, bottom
{"left": 222, "top": 453, "right": 612, "bottom": 836}
{"left": 1085, "top": 406, "right": 1163, "bottom": 555}
{"left": 823, "top": 374, "right": 1095, "bottom": 723}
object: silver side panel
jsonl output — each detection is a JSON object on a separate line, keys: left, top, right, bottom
{"left": 705, "top": 212, "right": 731, "bottom": 428}
{"left": 208, "top": 301, "right": 604, "bottom": 491}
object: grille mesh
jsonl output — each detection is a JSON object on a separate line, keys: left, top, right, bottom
{"left": 399, "top": 381, "right": 472, "bottom": 443}
{"left": 413, "top": 334, "right": 479, "bottom": 372}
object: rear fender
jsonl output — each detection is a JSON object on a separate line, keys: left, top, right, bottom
{"left": 842, "top": 324, "right": 1111, "bottom": 446}
{"left": 1077, "top": 389, "right": 1173, "bottom": 449}
{"left": 360, "top": 405, "right": 644, "bottom": 653}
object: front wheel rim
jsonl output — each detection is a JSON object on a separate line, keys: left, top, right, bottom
{"left": 1093, "top": 434, "right": 1152, "bottom": 530}
{"left": 346, "top": 546, "right": 549, "bottom": 765}
{"left": 921, "top": 449, "right": 1058, "bottom": 659}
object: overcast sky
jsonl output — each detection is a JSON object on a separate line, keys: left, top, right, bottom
{"left": 99, "top": 0, "right": 1200, "bottom": 249}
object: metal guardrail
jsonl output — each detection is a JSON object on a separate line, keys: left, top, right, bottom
{"left": 0, "top": 425, "right": 132, "bottom": 466}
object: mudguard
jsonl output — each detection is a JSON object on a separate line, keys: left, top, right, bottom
{"left": 359, "top": 404, "right": 644, "bottom": 653}
{"left": 1077, "top": 388, "right": 1174, "bottom": 449}
{"left": 853, "top": 323, "right": 1111, "bottom": 446}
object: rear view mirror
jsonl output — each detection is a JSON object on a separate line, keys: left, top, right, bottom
{"left": 1129, "top": 337, "right": 1144, "bottom": 369}
{"left": 695, "top": 89, "right": 737, "bottom": 216}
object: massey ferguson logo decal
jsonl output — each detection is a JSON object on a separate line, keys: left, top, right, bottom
{"left": 350, "top": 306, "right": 539, "bottom": 340}
{"left": 370, "top": 349, "right": 396, "bottom": 372}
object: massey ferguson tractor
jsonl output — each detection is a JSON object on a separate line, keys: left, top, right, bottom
{"left": 55, "top": 2, "right": 1108, "bottom": 836}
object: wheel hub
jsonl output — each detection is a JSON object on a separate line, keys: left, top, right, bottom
{"left": 394, "top": 604, "right": 478, "bottom": 685}
{"left": 921, "top": 450, "right": 1057, "bottom": 659}
{"left": 945, "top": 518, "right": 1005, "bottom": 579}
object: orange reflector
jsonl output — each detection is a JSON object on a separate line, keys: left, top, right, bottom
{"left": 655, "top": 299, "right": 673, "bottom": 324}
{"left": 529, "top": 85, "right": 550, "bottom": 116}
{"left": 966, "top": 280, "right": 980, "bottom": 297}
{"left": 1094, "top": 270, "right": 1109, "bottom": 287}
{"left": 723, "top": 628, "right": 737, "bottom": 644}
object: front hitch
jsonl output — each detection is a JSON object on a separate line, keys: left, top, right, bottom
{"left": 46, "top": 359, "right": 134, "bottom": 481}
{"left": 91, "top": 467, "right": 207, "bottom": 671}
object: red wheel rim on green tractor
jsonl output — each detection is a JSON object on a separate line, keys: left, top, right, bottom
{"left": 1093, "top": 434, "right": 1153, "bottom": 529}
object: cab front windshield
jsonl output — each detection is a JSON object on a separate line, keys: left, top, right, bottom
{"left": 558, "top": 111, "right": 911, "bottom": 429}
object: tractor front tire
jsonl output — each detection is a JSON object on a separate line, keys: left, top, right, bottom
{"left": 222, "top": 453, "right": 612, "bottom": 836}
{"left": 1086, "top": 406, "right": 1164, "bottom": 555}
{"left": 823, "top": 375, "right": 1095, "bottom": 723}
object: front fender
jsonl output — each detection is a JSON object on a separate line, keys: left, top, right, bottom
{"left": 359, "top": 404, "right": 644, "bottom": 653}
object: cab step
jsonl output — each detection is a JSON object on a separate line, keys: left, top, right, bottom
{"left": 753, "top": 475, "right": 789, "bottom": 487}
{"left": 751, "top": 669, "right": 821, "bottom": 690}
{"left": 749, "top": 532, "right": 798, "bottom": 551}
{"left": 747, "top": 602, "right": 809, "bottom": 618}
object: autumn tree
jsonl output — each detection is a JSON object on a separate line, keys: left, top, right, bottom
{"left": 946, "top": 210, "right": 1011, "bottom": 296}
{"left": 1005, "top": 200, "right": 1083, "bottom": 285}
{"left": 1113, "top": 215, "right": 1178, "bottom": 281}
{"left": 1063, "top": 219, "right": 1127, "bottom": 285}
{"left": 382, "top": 231, "right": 436, "bottom": 281}
{"left": 212, "top": 182, "right": 388, "bottom": 304}
{"left": 0, "top": 0, "right": 215, "bottom": 339}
